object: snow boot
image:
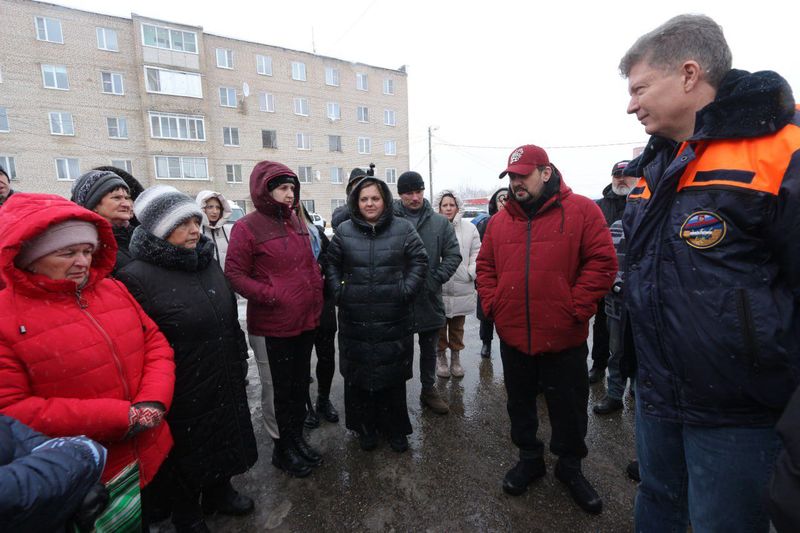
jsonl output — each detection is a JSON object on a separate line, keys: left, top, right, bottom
{"left": 436, "top": 350, "right": 450, "bottom": 378}
{"left": 450, "top": 350, "right": 464, "bottom": 378}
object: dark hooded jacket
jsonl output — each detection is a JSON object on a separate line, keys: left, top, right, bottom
{"left": 622, "top": 69, "right": 800, "bottom": 426}
{"left": 225, "top": 161, "right": 324, "bottom": 337}
{"left": 326, "top": 178, "right": 428, "bottom": 390}
{"left": 596, "top": 184, "right": 627, "bottom": 227}
{"left": 393, "top": 198, "right": 461, "bottom": 332}
{"left": 112, "top": 224, "right": 134, "bottom": 274}
{"left": 117, "top": 231, "right": 257, "bottom": 488}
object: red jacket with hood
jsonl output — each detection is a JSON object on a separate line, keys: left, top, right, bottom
{"left": 225, "top": 161, "right": 323, "bottom": 337}
{"left": 476, "top": 176, "right": 617, "bottom": 355}
{"left": 0, "top": 194, "right": 175, "bottom": 486}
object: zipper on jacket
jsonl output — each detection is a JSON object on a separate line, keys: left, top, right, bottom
{"left": 525, "top": 219, "right": 532, "bottom": 354}
{"left": 735, "top": 289, "right": 760, "bottom": 371}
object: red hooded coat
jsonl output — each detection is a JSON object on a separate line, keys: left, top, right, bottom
{"left": 0, "top": 194, "right": 175, "bottom": 486}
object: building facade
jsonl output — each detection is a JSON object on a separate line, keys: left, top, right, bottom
{"left": 0, "top": 0, "right": 409, "bottom": 219}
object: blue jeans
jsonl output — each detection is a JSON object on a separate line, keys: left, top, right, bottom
{"left": 634, "top": 402, "right": 781, "bottom": 533}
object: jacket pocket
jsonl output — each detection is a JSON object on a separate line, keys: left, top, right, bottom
{"left": 735, "top": 289, "right": 759, "bottom": 368}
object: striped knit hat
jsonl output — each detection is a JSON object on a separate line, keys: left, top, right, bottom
{"left": 134, "top": 185, "right": 203, "bottom": 240}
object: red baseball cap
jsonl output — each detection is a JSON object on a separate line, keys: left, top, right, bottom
{"left": 499, "top": 144, "right": 550, "bottom": 179}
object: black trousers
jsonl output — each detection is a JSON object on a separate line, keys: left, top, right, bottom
{"left": 500, "top": 340, "right": 589, "bottom": 460}
{"left": 314, "top": 326, "right": 336, "bottom": 398}
{"left": 344, "top": 381, "right": 412, "bottom": 437}
{"left": 265, "top": 331, "right": 315, "bottom": 438}
{"left": 479, "top": 318, "right": 495, "bottom": 342}
{"left": 591, "top": 298, "right": 609, "bottom": 368}
{"left": 417, "top": 329, "right": 439, "bottom": 389}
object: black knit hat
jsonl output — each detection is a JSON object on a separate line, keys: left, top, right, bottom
{"left": 267, "top": 175, "right": 297, "bottom": 192}
{"left": 397, "top": 171, "right": 425, "bottom": 194}
{"left": 71, "top": 170, "right": 129, "bottom": 210}
{"left": 93, "top": 165, "right": 144, "bottom": 201}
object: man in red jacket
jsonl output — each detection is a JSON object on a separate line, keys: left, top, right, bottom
{"left": 476, "top": 144, "right": 616, "bottom": 514}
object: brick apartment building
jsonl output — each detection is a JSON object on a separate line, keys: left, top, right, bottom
{"left": 0, "top": 0, "right": 409, "bottom": 220}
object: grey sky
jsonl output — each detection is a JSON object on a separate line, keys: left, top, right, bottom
{"left": 52, "top": 0, "right": 800, "bottom": 198}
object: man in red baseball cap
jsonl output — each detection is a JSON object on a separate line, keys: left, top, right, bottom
{"left": 477, "top": 144, "right": 617, "bottom": 514}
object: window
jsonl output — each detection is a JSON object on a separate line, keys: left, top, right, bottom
{"left": 384, "top": 140, "right": 397, "bottom": 156}
{"left": 216, "top": 48, "right": 233, "bottom": 69}
{"left": 35, "top": 16, "right": 63, "bottom": 43}
{"left": 111, "top": 159, "right": 132, "bottom": 173}
{"left": 0, "top": 156, "right": 16, "bottom": 180}
{"left": 0, "top": 107, "right": 8, "bottom": 132}
{"left": 149, "top": 112, "right": 205, "bottom": 141}
{"left": 223, "top": 127, "right": 240, "bottom": 146}
{"left": 357, "top": 106, "right": 369, "bottom": 123}
{"left": 96, "top": 27, "right": 118, "bottom": 51}
{"left": 356, "top": 72, "right": 368, "bottom": 91}
{"left": 291, "top": 61, "right": 306, "bottom": 81}
{"left": 385, "top": 168, "right": 397, "bottom": 184}
{"left": 49, "top": 112, "right": 74, "bottom": 135}
{"left": 331, "top": 199, "right": 346, "bottom": 211}
{"left": 330, "top": 167, "right": 344, "bottom": 184}
{"left": 42, "top": 65, "right": 68, "bottom": 90}
{"left": 141, "top": 23, "right": 197, "bottom": 53}
{"left": 56, "top": 158, "right": 80, "bottom": 180}
{"left": 293, "top": 97, "right": 309, "bottom": 116}
{"left": 297, "top": 166, "right": 312, "bottom": 183}
{"left": 328, "top": 135, "right": 342, "bottom": 152}
{"left": 107, "top": 117, "right": 128, "bottom": 139}
{"left": 301, "top": 199, "right": 315, "bottom": 213}
{"left": 154, "top": 156, "right": 208, "bottom": 180}
{"left": 145, "top": 67, "right": 202, "bottom": 98}
{"left": 225, "top": 164, "right": 243, "bottom": 183}
{"left": 325, "top": 67, "right": 339, "bottom": 86}
{"left": 256, "top": 55, "right": 272, "bottom": 76}
{"left": 219, "top": 87, "right": 237, "bottom": 108}
{"left": 296, "top": 133, "right": 311, "bottom": 150}
{"left": 326, "top": 102, "right": 340, "bottom": 121}
{"left": 101, "top": 72, "right": 124, "bottom": 95}
{"left": 384, "top": 78, "right": 394, "bottom": 95}
{"left": 384, "top": 109, "right": 396, "bottom": 126}
{"left": 262, "top": 129, "right": 277, "bottom": 149}
{"left": 258, "top": 92, "right": 275, "bottom": 112}
{"left": 358, "top": 137, "right": 371, "bottom": 154}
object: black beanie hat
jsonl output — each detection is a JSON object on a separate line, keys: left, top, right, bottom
{"left": 268, "top": 175, "right": 297, "bottom": 192}
{"left": 397, "top": 171, "right": 425, "bottom": 194}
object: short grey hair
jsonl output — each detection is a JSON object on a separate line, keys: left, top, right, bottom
{"left": 619, "top": 14, "right": 732, "bottom": 88}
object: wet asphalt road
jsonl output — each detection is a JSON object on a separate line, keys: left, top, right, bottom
{"left": 156, "top": 304, "right": 639, "bottom": 532}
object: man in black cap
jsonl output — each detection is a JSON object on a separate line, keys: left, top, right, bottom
{"left": 393, "top": 171, "right": 461, "bottom": 415}
{"left": 331, "top": 164, "right": 374, "bottom": 229}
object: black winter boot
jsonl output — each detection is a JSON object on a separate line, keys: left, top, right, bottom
{"left": 502, "top": 450, "right": 546, "bottom": 496}
{"left": 291, "top": 431, "right": 323, "bottom": 467}
{"left": 588, "top": 365, "right": 606, "bottom": 384}
{"left": 554, "top": 458, "right": 603, "bottom": 514}
{"left": 592, "top": 396, "right": 623, "bottom": 415}
{"left": 201, "top": 479, "right": 254, "bottom": 516}
{"left": 271, "top": 438, "right": 312, "bottom": 477}
{"left": 316, "top": 396, "right": 340, "bottom": 423}
{"left": 480, "top": 341, "right": 492, "bottom": 358}
{"left": 304, "top": 408, "right": 320, "bottom": 429}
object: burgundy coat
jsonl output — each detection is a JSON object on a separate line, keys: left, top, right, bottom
{"left": 225, "top": 162, "right": 323, "bottom": 337}
{"left": 476, "top": 179, "right": 617, "bottom": 355}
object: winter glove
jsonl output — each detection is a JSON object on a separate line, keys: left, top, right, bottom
{"left": 126, "top": 402, "right": 166, "bottom": 438}
{"left": 71, "top": 482, "right": 110, "bottom": 532}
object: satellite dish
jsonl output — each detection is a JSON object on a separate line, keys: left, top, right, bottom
{"left": 242, "top": 82, "right": 250, "bottom": 97}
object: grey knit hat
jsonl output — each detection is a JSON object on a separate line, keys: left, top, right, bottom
{"left": 134, "top": 185, "right": 203, "bottom": 239}
{"left": 71, "top": 170, "right": 129, "bottom": 210}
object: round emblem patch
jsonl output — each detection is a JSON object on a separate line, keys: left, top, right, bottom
{"left": 680, "top": 211, "right": 727, "bottom": 249}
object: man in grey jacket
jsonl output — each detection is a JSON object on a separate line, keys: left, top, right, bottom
{"left": 393, "top": 171, "right": 461, "bottom": 414}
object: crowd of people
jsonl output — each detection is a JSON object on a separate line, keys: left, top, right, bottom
{"left": 0, "top": 12, "right": 798, "bottom": 533}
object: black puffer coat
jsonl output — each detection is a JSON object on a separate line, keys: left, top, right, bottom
{"left": 116, "top": 229, "right": 257, "bottom": 488}
{"left": 326, "top": 178, "right": 428, "bottom": 391}
{"left": 112, "top": 224, "right": 134, "bottom": 274}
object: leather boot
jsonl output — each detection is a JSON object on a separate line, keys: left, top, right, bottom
{"left": 291, "top": 431, "right": 323, "bottom": 467}
{"left": 480, "top": 341, "right": 492, "bottom": 358}
{"left": 201, "top": 480, "right": 254, "bottom": 516}
{"left": 358, "top": 427, "right": 379, "bottom": 451}
{"left": 502, "top": 450, "right": 546, "bottom": 496}
{"left": 316, "top": 396, "right": 340, "bottom": 423}
{"left": 304, "top": 408, "right": 320, "bottom": 429}
{"left": 592, "top": 396, "right": 623, "bottom": 415}
{"left": 588, "top": 364, "right": 606, "bottom": 384}
{"left": 420, "top": 387, "right": 449, "bottom": 414}
{"left": 271, "top": 438, "right": 312, "bottom": 478}
{"left": 449, "top": 350, "right": 464, "bottom": 378}
{"left": 436, "top": 350, "right": 450, "bottom": 378}
{"left": 555, "top": 458, "right": 603, "bottom": 514}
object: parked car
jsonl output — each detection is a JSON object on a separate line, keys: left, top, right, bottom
{"left": 310, "top": 212, "right": 326, "bottom": 229}
{"left": 224, "top": 204, "right": 245, "bottom": 232}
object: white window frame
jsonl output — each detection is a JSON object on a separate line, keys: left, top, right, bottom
{"left": 55, "top": 157, "right": 80, "bottom": 181}
{"left": 49, "top": 112, "right": 74, "bottom": 136}
{"left": 107, "top": 117, "right": 128, "bottom": 139}
{"left": 101, "top": 72, "right": 124, "bottom": 95}
{"left": 219, "top": 87, "right": 237, "bottom": 108}
{"left": 293, "top": 97, "right": 309, "bottom": 116}
{"left": 384, "top": 140, "right": 397, "bottom": 156}
{"left": 330, "top": 167, "right": 344, "bottom": 184}
{"left": 256, "top": 55, "right": 272, "bottom": 76}
{"left": 297, "top": 166, "right": 312, "bottom": 183}
{"left": 141, "top": 23, "right": 197, "bottom": 54}
{"left": 357, "top": 106, "right": 369, "bottom": 123}
{"left": 111, "top": 159, "right": 132, "bottom": 173}
{"left": 331, "top": 198, "right": 346, "bottom": 211}
{"left": 328, "top": 135, "right": 342, "bottom": 152}
{"left": 154, "top": 155, "right": 209, "bottom": 180}
{"left": 35, "top": 16, "right": 63, "bottom": 44}
{"left": 42, "top": 64, "right": 68, "bottom": 90}
{"left": 96, "top": 27, "right": 118, "bottom": 51}
{"left": 358, "top": 137, "right": 371, "bottom": 154}
{"left": 384, "top": 109, "right": 396, "bottom": 126}
{"left": 326, "top": 102, "right": 340, "bottom": 121}
{"left": 216, "top": 48, "right": 234, "bottom": 69}
{"left": 291, "top": 61, "right": 306, "bottom": 81}
{"left": 262, "top": 129, "right": 278, "bottom": 149}
{"left": 259, "top": 92, "right": 275, "bottom": 112}
{"left": 144, "top": 66, "right": 202, "bottom": 98}
{"left": 383, "top": 78, "right": 395, "bottom": 95}
{"left": 385, "top": 168, "right": 397, "bottom": 184}
{"left": 0, "top": 156, "right": 17, "bottom": 180}
{"left": 356, "top": 72, "right": 368, "bottom": 91}
{"left": 0, "top": 107, "right": 9, "bottom": 132}
{"left": 225, "top": 164, "right": 243, "bottom": 183}
{"left": 149, "top": 112, "right": 206, "bottom": 141}
{"left": 296, "top": 133, "right": 311, "bottom": 151}
{"left": 223, "top": 126, "right": 240, "bottom": 147}
{"left": 325, "top": 67, "right": 339, "bottom": 86}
